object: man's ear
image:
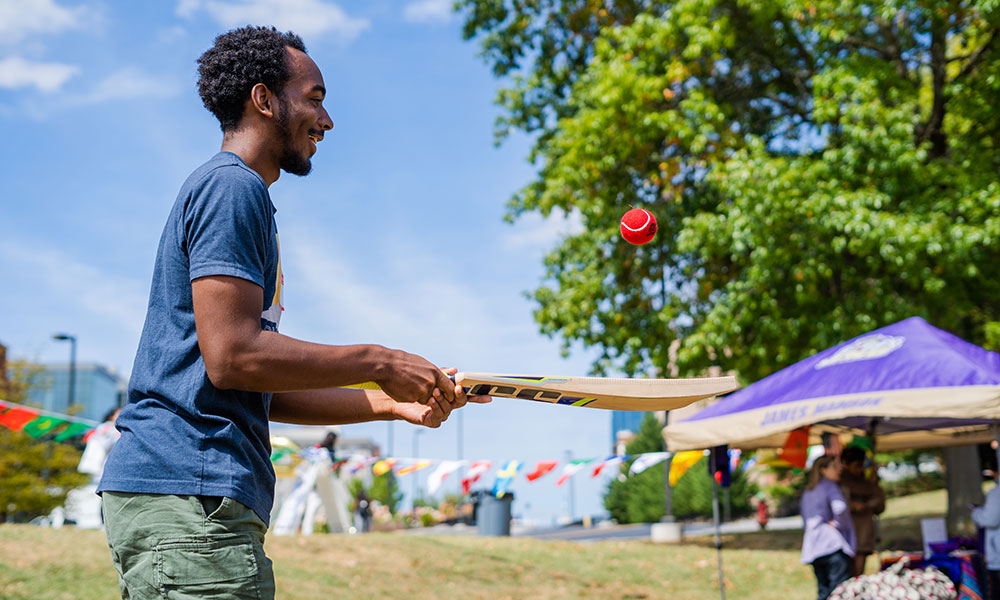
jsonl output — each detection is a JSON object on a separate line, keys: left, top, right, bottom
{"left": 249, "top": 83, "right": 276, "bottom": 119}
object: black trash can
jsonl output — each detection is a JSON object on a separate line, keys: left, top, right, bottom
{"left": 476, "top": 492, "right": 514, "bottom": 536}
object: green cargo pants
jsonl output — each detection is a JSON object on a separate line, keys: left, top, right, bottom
{"left": 102, "top": 492, "right": 275, "bottom": 600}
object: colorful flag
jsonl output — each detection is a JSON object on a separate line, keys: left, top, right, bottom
{"left": 461, "top": 460, "right": 492, "bottom": 494}
{"left": 427, "top": 460, "right": 464, "bottom": 495}
{"left": 342, "top": 455, "right": 373, "bottom": 475}
{"left": 729, "top": 448, "right": 742, "bottom": 474}
{"left": 779, "top": 426, "right": 811, "bottom": 469}
{"left": 629, "top": 452, "right": 670, "bottom": 476}
{"left": 492, "top": 460, "right": 522, "bottom": 498}
{"left": 669, "top": 450, "right": 703, "bottom": 485}
{"left": 22, "top": 416, "right": 69, "bottom": 439}
{"left": 525, "top": 460, "right": 558, "bottom": 482}
{"left": 0, "top": 406, "right": 40, "bottom": 430}
{"left": 397, "top": 459, "right": 433, "bottom": 475}
{"left": 373, "top": 458, "right": 397, "bottom": 476}
{"left": 591, "top": 455, "right": 625, "bottom": 478}
{"left": 555, "top": 459, "right": 591, "bottom": 487}
{"left": 53, "top": 422, "right": 94, "bottom": 442}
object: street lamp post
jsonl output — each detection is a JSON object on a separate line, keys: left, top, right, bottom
{"left": 457, "top": 410, "right": 464, "bottom": 495}
{"left": 565, "top": 449, "right": 576, "bottom": 523}
{"left": 51, "top": 334, "right": 77, "bottom": 411}
{"left": 412, "top": 429, "right": 425, "bottom": 510}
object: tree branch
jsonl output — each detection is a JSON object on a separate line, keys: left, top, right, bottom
{"left": 953, "top": 29, "right": 999, "bottom": 84}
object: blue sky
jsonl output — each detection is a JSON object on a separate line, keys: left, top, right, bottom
{"left": 0, "top": 0, "right": 628, "bottom": 525}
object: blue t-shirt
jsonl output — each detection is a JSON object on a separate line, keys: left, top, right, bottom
{"left": 99, "top": 152, "right": 283, "bottom": 524}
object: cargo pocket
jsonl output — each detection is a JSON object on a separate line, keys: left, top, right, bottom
{"left": 155, "top": 533, "right": 261, "bottom": 600}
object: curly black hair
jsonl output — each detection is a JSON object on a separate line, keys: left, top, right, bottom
{"left": 197, "top": 26, "right": 307, "bottom": 132}
{"left": 840, "top": 445, "right": 867, "bottom": 466}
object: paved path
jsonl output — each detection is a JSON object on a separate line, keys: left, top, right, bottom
{"left": 407, "top": 515, "right": 803, "bottom": 543}
{"left": 514, "top": 515, "right": 803, "bottom": 543}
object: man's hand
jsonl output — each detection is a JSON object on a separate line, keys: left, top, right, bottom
{"left": 391, "top": 368, "right": 492, "bottom": 427}
{"left": 375, "top": 349, "right": 460, "bottom": 406}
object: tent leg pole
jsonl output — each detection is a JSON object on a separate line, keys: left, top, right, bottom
{"left": 712, "top": 453, "right": 725, "bottom": 600}
{"left": 993, "top": 420, "right": 1000, "bottom": 474}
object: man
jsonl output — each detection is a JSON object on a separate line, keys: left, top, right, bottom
{"left": 839, "top": 445, "right": 885, "bottom": 576}
{"left": 98, "top": 26, "right": 489, "bottom": 599}
{"left": 973, "top": 471, "right": 1000, "bottom": 600}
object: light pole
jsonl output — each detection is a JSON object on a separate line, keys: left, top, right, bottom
{"left": 52, "top": 333, "right": 76, "bottom": 411}
{"left": 457, "top": 410, "right": 464, "bottom": 495}
{"left": 564, "top": 449, "right": 576, "bottom": 523}
{"left": 387, "top": 421, "right": 394, "bottom": 457}
{"left": 412, "top": 429, "right": 425, "bottom": 510}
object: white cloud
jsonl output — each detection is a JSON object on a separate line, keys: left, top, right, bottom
{"left": 0, "top": 0, "right": 86, "bottom": 45}
{"left": 502, "top": 208, "right": 585, "bottom": 250}
{"left": 276, "top": 222, "right": 551, "bottom": 368}
{"left": 403, "top": 0, "right": 453, "bottom": 24}
{"left": 65, "top": 67, "right": 181, "bottom": 105}
{"left": 178, "top": 0, "right": 370, "bottom": 42}
{"left": 0, "top": 241, "right": 147, "bottom": 339}
{"left": 0, "top": 56, "right": 79, "bottom": 92}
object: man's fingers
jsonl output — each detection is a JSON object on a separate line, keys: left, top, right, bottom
{"left": 426, "top": 397, "right": 447, "bottom": 426}
{"left": 452, "top": 385, "right": 468, "bottom": 408}
{"left": 434, "top": 370, "right": 457, "bottom": 403}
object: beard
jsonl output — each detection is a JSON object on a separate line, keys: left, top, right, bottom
{"left": 276, "top": 106, "right": 312, "bottom": 177}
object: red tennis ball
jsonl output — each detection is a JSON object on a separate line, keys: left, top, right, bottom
{"left": 620, "top": 208, "right": 657, "bottom": 245}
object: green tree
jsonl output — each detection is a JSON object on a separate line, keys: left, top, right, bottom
{"left": 0, "top": 360, "right": 86, "bottom": 522}
{"left": 461, "top": 0, "right": 1000, "bottom": 381}
{"left": 671, "top": 455, "right": 757, "bottom": 519}
{"left": 604, "top": 413, "right": 666, "bottom": 523}
{"left": 370, "top": 471, "right": 403, "bottom": 514}
{"left": 604, "top": 414, "right": 756, "bottom": 522}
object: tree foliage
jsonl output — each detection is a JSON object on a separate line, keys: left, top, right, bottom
{"left": 460, "top": 0, "right": 1000, "bottom": 380}
{"left": 604, "top": 413, "right": 667, "bottom": 522}
{"left": 0, "top": 359, "right": 86, "bottom": 522}
{"left": 370, "top": 471, "right": 403, "bottom": 514}
{"left": 604, "top": 414, "right": 756, "bottom": 522}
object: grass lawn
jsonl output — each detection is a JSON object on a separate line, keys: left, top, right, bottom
{"left": 0, "top": 489, "right": 948, "bottom": 600}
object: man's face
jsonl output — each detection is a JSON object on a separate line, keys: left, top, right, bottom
{"left": 274, "top": 48, "right": 333, "bottom": 176}
{"left": 844, "top": 460, "right": 864, "bottom": 477}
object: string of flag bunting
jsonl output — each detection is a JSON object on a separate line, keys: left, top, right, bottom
{"left": 0, "top": 399, "right": 750, "bottom": 499}
{"left": 272, "top": 436, "right": 746, "bottom": 499}
{"left": 0, "top": 398, "right": 99, "bottom": 442}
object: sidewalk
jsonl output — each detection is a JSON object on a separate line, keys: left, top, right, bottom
{"left": 402, "top": 514, "right": 803, "bottom": 543}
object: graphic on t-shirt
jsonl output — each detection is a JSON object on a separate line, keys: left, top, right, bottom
{"left": 261, "top": 233, "right": 283, "bottom": 330}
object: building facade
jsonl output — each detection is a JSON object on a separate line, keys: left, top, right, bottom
{"left": 26, "top": 362, "right": 125, "bottom": 422}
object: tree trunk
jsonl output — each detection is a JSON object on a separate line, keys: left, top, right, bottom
{"left": 944, "top": 445, "right": 984, "bottom": 537}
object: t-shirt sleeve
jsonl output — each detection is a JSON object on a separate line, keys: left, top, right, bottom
{"left": 184, "top": 166, "right": 271, "bottom": 287}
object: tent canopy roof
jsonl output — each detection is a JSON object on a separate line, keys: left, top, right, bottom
{"left": 664, "top": 317, "right": 1000, "bottom": 451}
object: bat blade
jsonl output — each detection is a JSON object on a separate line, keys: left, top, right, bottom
{"left": 350, "top": 373, "right": 737, "bottom": 411}
{"left": 456, "top": 373, "right": 737, "bottom": 411}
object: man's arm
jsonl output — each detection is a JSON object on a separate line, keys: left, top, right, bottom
{"left": 191, "top": 274, "right": 457, "bottom": 405}
{"left": 270, "top": 381, "right": 488, "bottom": 429}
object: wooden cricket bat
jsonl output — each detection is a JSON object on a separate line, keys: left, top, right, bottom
{"left": 352, "top": 373, "right": 738, "bottom": 411}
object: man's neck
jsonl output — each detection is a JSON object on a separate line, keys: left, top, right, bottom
{"left": 221, "top": 129, "right": 280, "bottom": 187}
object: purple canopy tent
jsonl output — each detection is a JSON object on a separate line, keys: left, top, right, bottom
{"left": 663, "top": 317, "right": 1000, "bottom": 451}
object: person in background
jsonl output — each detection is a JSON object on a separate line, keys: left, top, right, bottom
{"left": 972, "top": 471, "right": 1000, "bottom": 600}
{"left": 839, "top": 445, "right": 885, "bottom": 576}
{"left": 354, "top": 489, "right": 373, "bottom": 533}
{"left": 68, "top": 406, "right": 122, "bottom": 528}
{"left": 78, "top": 407, "right": 122, "bottom": 483}
{"left": 801, "top": 453, "right": 857, "bottom": 600}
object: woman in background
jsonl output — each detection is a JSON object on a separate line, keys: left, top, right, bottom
{"left": 972, "top": 472, "right": 1000, "bottom": 599}
{"left": 801, "top": 454, "right": 857, "bottom": 600}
